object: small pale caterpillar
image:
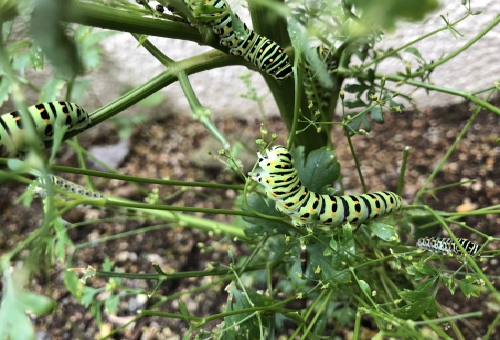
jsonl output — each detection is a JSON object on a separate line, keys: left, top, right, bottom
{"left": 249, "top": 146, "right": 402, "bottom": 227}
{"left": 0, "top": 101, "right": 91, "bottom": 158}
{"left": 31, "top": 175, "right": 105, "bottom": 199}
{"left": 416, "top": 237, "right": 480, "bottom": 256}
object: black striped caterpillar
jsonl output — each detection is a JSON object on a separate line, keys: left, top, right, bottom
{"left": 416, "top": 237, "right": 480, "bottom": 256}
{"left": 249, "top": 146, "right": 403, "bottom": 227}
{"left": 31, "top": 175, "right": 105, "bottom": 199}
{"left": 304, "top": 46, "right": 337, "bottom": 112}
{"left": 153, "top": 0, "right": 293, "bottom": 81}
{"left": 0, "top": 101, "right": 91, "bottom": 158}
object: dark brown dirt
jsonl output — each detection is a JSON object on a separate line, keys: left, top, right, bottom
{"left": 1, "top": 98, "right": 499, "bottom": 339}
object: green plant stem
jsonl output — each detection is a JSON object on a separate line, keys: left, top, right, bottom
{"left": 362, "top": 13, "right": 471, "bottom": 70}
{"left": 84, "top": 50, "right": 244, "bottom": 127}
{"left": 131, "top": 33, "right": 175, "bottom": 66}
{"left": 414, "top": 87, "right": 495, "bottom": 202}
{"left": 65, "top": 1, "right": 211, "bottom": 47}
{"left": 413, "top": 311, "right": 482, "bottom": 325}
{"left": 343, "top": 125, "right": 366, "bottom": 193}
{"left": 396, "top": 146, "right": 410, "bottom": 196}
{"left": 249, "top": 0, "right": 327, "bottom": 151}
{"left": 177, "top": 71, "right": 231, "bottom": 149}
{"left": 484, "top": 310, "right": 500, "bottom": 340}
{"left": 93, "top": 263, "right": 269, "bottom": 280}
{"left": 0, "top": 160, "right": 244, "bottom": 190}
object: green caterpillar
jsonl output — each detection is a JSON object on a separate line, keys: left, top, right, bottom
{"left": 152, "top": 0, "right": 293, "bottom": 81}
{"left": 0, "top": 101, "right": 91, "bottom": 158}
{"left": 32, "top": 174, "right": 105, "bottom": 199}
{"left": 416, "top": 237, "right": 480, "bottom": 256}
{"left": 304, "top": 46, "right": 337, "bottom": 112}
{"left": 250, "top": 146, "right": 403, "bottom": 227}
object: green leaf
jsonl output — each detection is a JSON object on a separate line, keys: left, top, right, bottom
{"left": 31, "top": 0, "right": 84, "bottom": 79}
{"left": 39, "top": 78, "right": 65, "bottom": 102}
{"left": 358, "top": 279, "right": 371, "bottom": 296}
{"left": 412, "top": 260, "right": 437, "bottom": 276}
{"left": 64, "top": 269, "right": 82, "bottom": 298}
{"left": 179, "top": 299, "right": 189, "bottom": 317}
{"left": 404, "top": 47, "right": 424, "bottom": 61}
{"left": 29, "top": 41, "right": 44, "bottom": 70}
{"left": 81, "top": 287, "right": 99, "bottom": 307}
{"left": 18, "top": 291, "right": 56, "bottom": 315}
{"left": 308, "top": 241, "right": 351, "bottom": 284}
{"left": 368, "top": 222, "right": 397, "bottom": 241}
{"left": 399, "top": 278, "right": 435, "bottom": 301}
{"left": 241, "top": 193, "right": 289, "bottom": 237}
{"left": 393, "top": 294, "right": 435, "bottom": 320}
{"left": 405, "top": 264, "right": 428, "bottom": 281}
{"left": 0, "top": 266, "right": 55, "bottom": 340}
{"left": 370, "top": 106, "right": 384, "bottom": 123}
{"left": 344, "top": 99, "right": 367, "bottom": 109}
{"left": 1, "top": 21, "right": 13, "bottom": 42}
{"left": 458, "top": 276, "right": 480, "bottom": 298}
{"left": 0, "top": 77, "right": 10, "bottom": 106}
{"left": 343, "top": 83, "right": 369, "bottom": 94}
{"left": 105, "top": 294, "right": 120, "bottom": 314}
{"left": 349, "top": 0, "right": 439, "bottom": 30}
{"left": 445, "top": 275, "right": 456, "bottom": 294}
{"left": 11, "top": 50, "right": 31, "bottom": 78}
{"left": 222, "top": 283, "right": 263, "bottom": 337}
{"left": 103, "top": 258, "right": 115, "bottom": 272}
{"left": 292, "top": 146, "right": 340, "bottom": 193}
{"left": 347, "top": 112, "right": 371, "bottom": 133}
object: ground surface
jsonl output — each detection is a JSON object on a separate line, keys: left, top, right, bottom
{"left": 1, "top": 99, "right": 500, "bottom": 339}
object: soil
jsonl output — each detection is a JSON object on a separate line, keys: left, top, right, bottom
{"left": 1, "top": 98, "right": 499, "bottom": 339}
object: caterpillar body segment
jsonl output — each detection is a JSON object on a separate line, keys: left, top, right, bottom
{"left": 0, "top": 101, "right": 91, "bottom": 158}
{"left": 32, "top": 175, "right": 105, "bottom": 200}
{"left": 161, "top": 0, "right": 293, "bottom": 81}
{"left": 416, "top": 237, "right": 480, "bottom": 256}
{"left": 250, "top": 146, "right": 403, "bottom": 227}
{"left": 304, "top": 46, "right": 337, "bottom": 112}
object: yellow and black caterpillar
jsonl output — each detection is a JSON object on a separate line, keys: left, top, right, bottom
{"left": 249, "top": 146, "right": 403, "bottom": 227}
{"left": 0, "top": 101, "right": 91, "bottom": 158}
{"left": 154, "top": 0, "right": 293, "bottom": 81}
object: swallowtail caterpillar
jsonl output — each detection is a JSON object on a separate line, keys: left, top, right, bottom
{"left": 142, "top": 0, "right": 293, "bottom": 81}
{"left": 0, "top": 101, "right": 91, "bottom": 158}
{"left": 249, "top": 146, "right": 403, "bottom": 227}
{"left": 31, "top": 174, "right": 105, "bottom": 200}
{"left": 416, "top": 237, "right": 480, "bottom": 256}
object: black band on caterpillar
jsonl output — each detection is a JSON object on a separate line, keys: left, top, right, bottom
{"left": 32, "top": 175, "right": 105, "bottom": 199}
{"left": 0, "top": 101, "right": 91, "bottom": 158}
{"left": 151, "top": 0, "right": 293, "bottom": 81}
{"left": 249, "top": 146, "right": 403, "bottom": 227}
{"left": 416, "top": 237, "right": 480, "bottom": 256}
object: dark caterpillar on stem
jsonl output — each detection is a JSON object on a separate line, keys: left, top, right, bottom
{"left": 416, "top": 237, "right": 480, "bottom": 256}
